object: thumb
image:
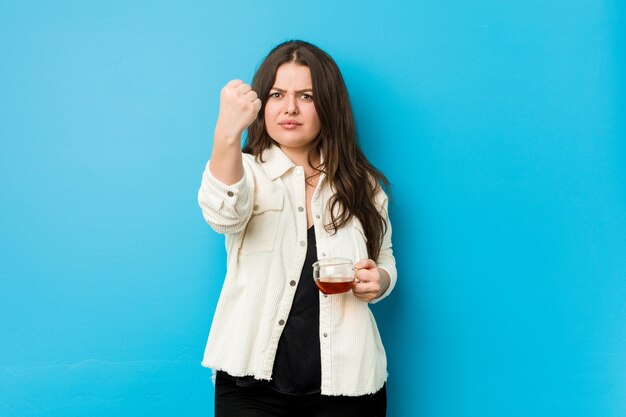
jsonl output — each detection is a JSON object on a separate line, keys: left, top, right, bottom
{"left": 354, "top": 258, "right": 376, "bottom": 270}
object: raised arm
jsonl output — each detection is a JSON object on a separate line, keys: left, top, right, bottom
{"left": 209, "top": 79, "right": 262, "bottom": 185}
{"left": 198, "top": 80, "right": 262, "bottom": 235}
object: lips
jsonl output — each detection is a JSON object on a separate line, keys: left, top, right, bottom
{"left": 279, "top": 119, "right": 302, "bottom": 129}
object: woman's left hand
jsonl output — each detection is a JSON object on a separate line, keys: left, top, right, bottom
{"left": 352, "top": 259, "right": 390, "bottom": 302}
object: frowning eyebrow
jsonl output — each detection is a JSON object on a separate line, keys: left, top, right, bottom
{"left": 270, "top": 87, "right": 313, "bottom": 93}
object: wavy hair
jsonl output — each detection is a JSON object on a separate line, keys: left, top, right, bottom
{"left": 243, "top": 40, "right": 390, "bottom": 260}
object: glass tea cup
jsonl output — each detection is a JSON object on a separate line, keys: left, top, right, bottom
{"left": 312, "top": 258, "right": 355, "bottom": 295}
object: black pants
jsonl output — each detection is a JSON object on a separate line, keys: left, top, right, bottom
{"left": 215, "top": 372, "right": 387, "bottom": 417}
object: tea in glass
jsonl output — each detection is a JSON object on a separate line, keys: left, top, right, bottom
{"left": 312, "top": 258, "right": 355, "bottom": 295}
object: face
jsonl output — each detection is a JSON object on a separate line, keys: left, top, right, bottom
{"left": 264, "top": 63, "right": 321, "bottom": 155}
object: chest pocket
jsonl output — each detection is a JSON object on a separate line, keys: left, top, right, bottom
{"left": 240, "top": 189, "right": 284, "bottom": 255}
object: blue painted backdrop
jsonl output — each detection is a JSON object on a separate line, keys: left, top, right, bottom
{"left": 1, "top": 1, "right": 624, "bottom": 416}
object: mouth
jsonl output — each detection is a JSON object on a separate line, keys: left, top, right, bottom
{"left": 279, "top": 120, "right": 302, "bottom": 129}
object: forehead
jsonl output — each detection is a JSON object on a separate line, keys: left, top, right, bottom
{"left": 272, "top": 63, "right": 312, "bottom": 88}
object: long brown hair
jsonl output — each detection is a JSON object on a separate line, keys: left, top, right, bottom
{"left": 243, "top": 40, "right": 390, "bottom": 260}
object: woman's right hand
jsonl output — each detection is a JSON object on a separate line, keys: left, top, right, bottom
{"left": 215, "top": 80, "right": 262, "bottom": 140}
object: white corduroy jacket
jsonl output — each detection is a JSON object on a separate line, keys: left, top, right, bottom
{"left": 197, "top": 144, "right": 397, "bottom": 396}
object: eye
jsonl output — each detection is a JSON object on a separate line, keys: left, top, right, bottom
{"left": 300, "top": 93, "right": 313, "bottom": 101}
{"left": 269, "top": 92, "right": 282, "bottom": 99}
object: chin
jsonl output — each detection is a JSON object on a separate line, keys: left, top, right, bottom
{"left": 270, "top": 135, "right": 315, "bottom": 150}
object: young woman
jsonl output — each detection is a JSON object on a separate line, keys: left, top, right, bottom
{"left": 198, "top": 40, "right": 397, "bottom": 417}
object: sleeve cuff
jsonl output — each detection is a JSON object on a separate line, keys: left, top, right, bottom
{"left": 370, "top": 264, "right": 397, "bottom": 304}
{"left": 204, "top": 160, "right": 249, "bottom": 209}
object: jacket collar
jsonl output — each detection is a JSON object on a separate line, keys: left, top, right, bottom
{"left": 259, "top": 144, "right": 327, "bottom": 187}
{"left": 259, "top": 144, "right": 296, "bottom": 180}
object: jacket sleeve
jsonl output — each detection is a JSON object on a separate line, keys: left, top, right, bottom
{"left": 197, "top": 158, "right": 254, "bottom": 235}
{"left": 370, "top": 190, "right": 397, "bottom": 304}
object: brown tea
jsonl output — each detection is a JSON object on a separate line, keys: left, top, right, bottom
{"left": 315, "top": 278, "right": 354, "bottom": 295}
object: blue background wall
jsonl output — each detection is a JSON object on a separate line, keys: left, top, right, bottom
{"left": 1, "top": 1, "right": 624, "bottom": 416}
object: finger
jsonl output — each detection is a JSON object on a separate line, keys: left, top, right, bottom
{"left": 352, "top": 285, "right": 377, "bottom": 301}
{"left": 225, "top": 79, "right": 243, "bottom": 89}
{"left": 236, "top": 83, "right": 252, "bottom": 95}
{"left": 355, "top": 268, "right": 378, "bottom": 283}
{"left": 352, "top": 281, "right": 378, "bottom": 296}
{"left": 354, "top": 258, "right": 377, "bottom": 270}
{"left": 354, "top": 294, "right": 372, "bottom": 303}
{"left": 252, "top": 98, "right": 262, "bottom": 111}
{"left": 245, "top": 90, "right": 258, "bottom": 101}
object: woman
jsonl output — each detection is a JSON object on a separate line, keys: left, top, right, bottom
{"left": 198, "top": 40, "right": 397, "bottom": 417}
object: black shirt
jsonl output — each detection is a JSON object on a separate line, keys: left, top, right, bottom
{"left": 219, "top": 226, "right": 321, "bottom": 395}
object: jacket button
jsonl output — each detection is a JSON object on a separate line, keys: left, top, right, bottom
{"left": 298, "top": 206, "right": 304, "bottom": 212}
{"left": 279, "top": 320, "right": 285, "bottom": 326}
{"left": 290, "top": 280, "right": 296, "bottom": 286}
{"left": 227, "top": 191, "right": 234, "bottom": 197}
{"left": 253, "top": 204, "right": 259, "bottom": 210}
{"left": 323, "top": 333, "right": 328, "bottom": 338}
{"left": 315, "top": 214, "right": 320, "bottom": 219}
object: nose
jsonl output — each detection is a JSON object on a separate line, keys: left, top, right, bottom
{"left": 284, "top": 94, "right": 299, "bottom": 114}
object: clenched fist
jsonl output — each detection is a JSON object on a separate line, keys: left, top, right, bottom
{"left": 215, "top": 80, "right": 262, "bottom": 140}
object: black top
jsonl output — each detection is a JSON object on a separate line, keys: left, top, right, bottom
{"left": 219, "top": 226, "right": 321, "bottom": 395}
